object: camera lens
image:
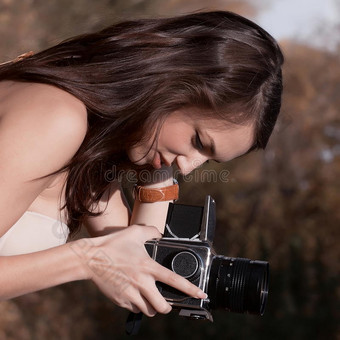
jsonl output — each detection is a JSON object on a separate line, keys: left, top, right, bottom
{"left": 208, "top": 256, "right": 269, "bottom": 315}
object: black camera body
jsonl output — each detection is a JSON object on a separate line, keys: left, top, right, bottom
{"left": 144, "top": 196, "right": 269, "bottom": 321}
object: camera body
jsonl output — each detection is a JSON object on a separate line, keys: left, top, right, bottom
{"left": 144, "top": 196, "right": 269, "bottom": 321}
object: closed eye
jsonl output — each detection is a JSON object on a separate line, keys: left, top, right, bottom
{"left": 194, "top": 131, "right": 204, "bottom": 150}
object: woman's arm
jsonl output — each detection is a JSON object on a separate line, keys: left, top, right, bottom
{"left": 0, "top": 226, "right": 206, "bottom": 316}
{"left": 130, "top": 165, "right": 174, "bottom": 233}
{"left": 83, "top": 179, "right": 130, "bottom": 237}
{"left": 0, "top": 240, "right": 88, "bottom": 300}
{"left": 84, "top": 165, "right": 174, "bottom": 235}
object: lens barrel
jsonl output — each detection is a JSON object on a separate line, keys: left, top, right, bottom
{"left": 208, "top": 256, "right": 269, "bottom": 315}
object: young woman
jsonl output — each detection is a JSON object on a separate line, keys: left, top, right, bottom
{"left": 0, "top": 11, "right": 283, "bottom": 317}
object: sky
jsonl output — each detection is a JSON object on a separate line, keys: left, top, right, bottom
{"left": 255, "top": 0, "right": 340, "bottom": 50}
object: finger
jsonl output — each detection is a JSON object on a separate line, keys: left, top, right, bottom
{"left": 129, "top": 303, "right": 142, "bottom": 314}
{"left": 130, "top": 225, "right": 162, "bottom": 242}
{"left": 140, "top": 282, "right": 172, "bottom": 315}
{"left": 151, "top": 263, "right": 207, "bottom": 299}
{"left": 132, "top": 294, "right": 158, "bottom": 317}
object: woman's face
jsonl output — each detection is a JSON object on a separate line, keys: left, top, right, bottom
{"left": 127, "top": 109, "right": 255, "bottom": 175}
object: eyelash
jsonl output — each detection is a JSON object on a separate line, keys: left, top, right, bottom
{"left": 194, "top": 131, "right": 204, "bottom": 150}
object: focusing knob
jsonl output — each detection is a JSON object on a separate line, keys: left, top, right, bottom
{"left": 171, "top": 251, "right": 199, "bottom": 278}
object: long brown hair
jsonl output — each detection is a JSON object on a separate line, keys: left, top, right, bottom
{"left": 0, "top": 11, "right": 284, "bottom": 235}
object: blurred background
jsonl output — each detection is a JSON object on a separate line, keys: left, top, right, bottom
{"left": 0, "top": 0, "right": 339, "bottom": 339}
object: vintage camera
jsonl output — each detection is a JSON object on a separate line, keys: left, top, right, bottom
{"left": 144, "top": 196, "right": 269, "bottom": 321}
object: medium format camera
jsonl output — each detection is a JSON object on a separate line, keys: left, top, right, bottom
{"left": 144, "top": 196, "right": 269, "bottom": 321}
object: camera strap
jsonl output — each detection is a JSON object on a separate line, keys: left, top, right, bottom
{"left": 125, "top": 312, "right": 143, "bottom": 336}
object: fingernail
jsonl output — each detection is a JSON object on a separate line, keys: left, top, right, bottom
{"left": 197, "top": 291, "right": 208, "bottom": 299}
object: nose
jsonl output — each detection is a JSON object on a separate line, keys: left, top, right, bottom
{"left": 176, "top": 155, "right": 208, "bottom": 175}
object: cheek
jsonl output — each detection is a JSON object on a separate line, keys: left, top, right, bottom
{"left": 159, "top": 126, "right": 176, "bottom": 145}
{"left": 126, "top": 140, "right": 154, "bottom": 162}
{"left": 158, "top": 118, "right": 193, "bottom": 153}
{"left": 126, "top": 146, "right": 139, "bottom": 162}
{"left": 158, "top": 132, "right": 189, "bottom": 154}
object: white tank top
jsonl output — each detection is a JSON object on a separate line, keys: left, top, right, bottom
{"left": 0, "top": 211, "right": 69, "bottom": 256}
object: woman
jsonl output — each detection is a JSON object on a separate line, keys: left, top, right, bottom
{"left": 0, "top": 11, "right": 283, "bottom": 317}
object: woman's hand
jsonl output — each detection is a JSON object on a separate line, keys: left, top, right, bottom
{"left": 72, "top": 225, "right": 206, "bottom": 317}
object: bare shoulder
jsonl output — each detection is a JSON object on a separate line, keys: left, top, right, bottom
{"left": 1, "top": 81, "right": 87, "bottom": 134}
{"left": 0, "top": 82, "right": 89, "bottom": 232}
{"left": 0, "top": 82, "right": 88, "bottom": 178}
